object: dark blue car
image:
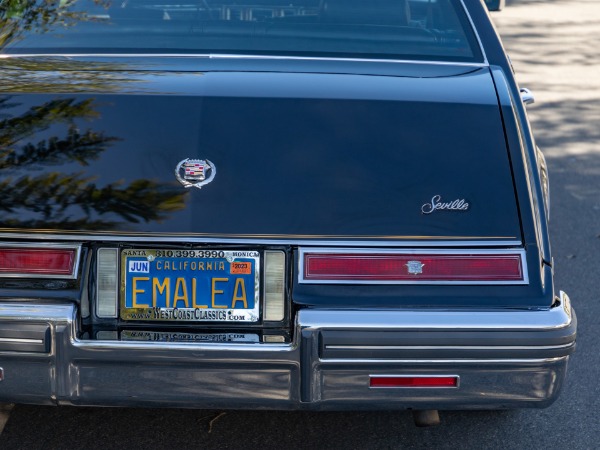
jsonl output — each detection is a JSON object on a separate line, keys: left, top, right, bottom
{"left": 0, "top": 0, "right": 575, "bottom": 425}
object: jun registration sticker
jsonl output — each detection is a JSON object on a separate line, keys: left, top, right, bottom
{"left": 120, "top": 249, "right": 260, "bottom": 322}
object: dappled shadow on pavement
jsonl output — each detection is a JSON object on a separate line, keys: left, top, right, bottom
{"left": 493, "top": 0, "right": 600, "bottom": 158}
{"left": 528, "top": 99, "right": 600, "bottom": 158}
{"left": 505, "top": 0, "right": 572, "bottom": 7}
{"left": 495, "top": 1, "right": 600, "bottom": 96}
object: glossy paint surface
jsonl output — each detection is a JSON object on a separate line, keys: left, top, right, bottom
{"left": 0, "top": 59, "right": 519, "bottom": 242}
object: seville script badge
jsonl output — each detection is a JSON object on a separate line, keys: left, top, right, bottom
{"left": 421, "top": 195, "right": 469, "bottom": 215}
{"left": 175, "top": 158, "right": 216, "bottom": 189}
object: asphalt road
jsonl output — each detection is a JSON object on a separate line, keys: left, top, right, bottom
{"left": 1, "top": 1, "right": 599, "bottom": 448}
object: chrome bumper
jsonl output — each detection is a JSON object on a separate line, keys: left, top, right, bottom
{"left": 0, "top": 293, "right": 575, "bottom": 410}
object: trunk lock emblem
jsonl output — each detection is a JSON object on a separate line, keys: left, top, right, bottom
{"left": 406, "top": 261, "right": 425, "bottom": 275}
{"left": 175, "top": 158, "right": 216, "bottom": 189}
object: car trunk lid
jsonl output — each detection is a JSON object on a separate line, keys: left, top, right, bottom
{"left": 0, "top": 63, "right": 520, "bottom": 244}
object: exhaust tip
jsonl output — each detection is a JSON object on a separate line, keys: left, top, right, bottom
{"left": 412, "top": 410, "right": 441, "bottom": 427}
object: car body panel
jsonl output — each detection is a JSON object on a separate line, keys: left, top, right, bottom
{"left": 0, "top": 63, "right": 520, "bottom": 242}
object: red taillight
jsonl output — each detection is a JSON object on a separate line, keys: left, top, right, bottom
{"left": 301, "top": 250, "right": 526, "bottom": 284}
{"left": 0, "top": 248, "right": 77, "bottom": 277}
{"left": 370, "top": 376, "right": 459, "bottom": 388}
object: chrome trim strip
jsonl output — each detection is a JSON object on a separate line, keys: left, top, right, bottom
{"left": 0, "top": 303, "right": 74, "bottom": 323}
{"left": 459, "top": 0, "right": 489, "bottom": 65}
{"left": 298, "top": 301, "right": 573, "bottom": 331}
{"left": 326, "top": 343, "right": 574, "bottom": 351}
{"left": 369, "top": 374, "right": 460, "bottom": 388}
{"left": 0, "top": 232, "right": 522, "bottom": 247}
{"left": 0, "top": 53, "right": 489, "bottom": 68}
{"left": 71, "top": 339, "right": 294, "bottom": 353}
{"left": 208, "top": 54, "right": 488, "bottom": 67}
{"left": 320, "top": 357, "right": 568, "bottom": 364}
{"left": 0, "top": 337, "right": 44, "bottom": 344}
{"left": 298, "top": 247, "right": 529, "bottom": 285}
{"left": 0, "top": 242, "right": 81, "bottom": 280}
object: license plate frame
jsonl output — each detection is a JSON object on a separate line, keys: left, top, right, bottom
{"left": 121, "top": 330, "right": 260, "bottom": 343}
{"left": 120, "top": 249, "right": 260, "bottom": 323}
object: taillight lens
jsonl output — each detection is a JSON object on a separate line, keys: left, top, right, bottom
{"left": 0, "top": 247, "right": 78, "bottom": 278}
{"left": 300, "top": 249, "right": 526, "bottom": 284}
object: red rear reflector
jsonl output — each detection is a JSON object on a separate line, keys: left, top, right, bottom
{"left": 302, "top": 252, "right": 525, "bottom": 283}
{"left": 370, "top": 376, "right": 458, "bottom": 388}
{"left": 0, "top": 248, "right": 77, "bottom": 276}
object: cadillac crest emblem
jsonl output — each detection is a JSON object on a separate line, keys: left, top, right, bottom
{"left": 175, "top": 158, "right": 216, "bottom": 189}
{"left": 406, "top": 261, "right": 425, "bottom": 275}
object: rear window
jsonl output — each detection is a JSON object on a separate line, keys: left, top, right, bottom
{"left": 0, "top": 0, "right": 483, "bottom": 62}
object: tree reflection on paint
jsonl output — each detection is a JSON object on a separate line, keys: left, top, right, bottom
{"left": 0, "top": 59, "right": 148, "bottom": 94}
{"left": 0, "top": 0, "right": 108, "bottom": 48}
{"left": 0, "top": 96, "right": 187, "bottom": 230}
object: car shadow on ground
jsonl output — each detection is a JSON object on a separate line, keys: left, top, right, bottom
{"left": 0, "top": 405, "right": 523, "bottom": 450}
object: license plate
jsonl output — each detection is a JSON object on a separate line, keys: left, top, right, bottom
{"left": 120, "top": 249, "right": 260, "bottom": 323}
